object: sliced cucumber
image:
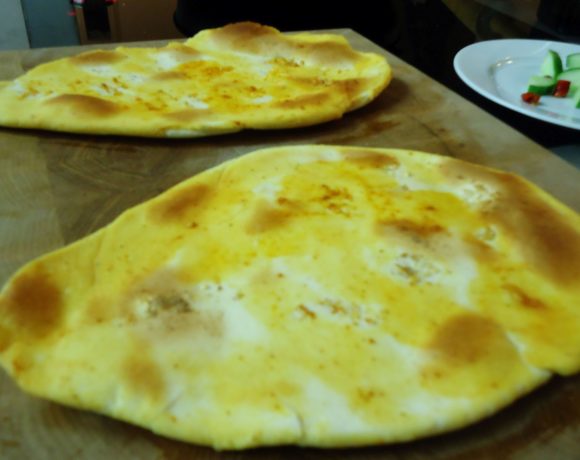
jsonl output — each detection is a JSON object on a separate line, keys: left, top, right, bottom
{"left": 540, "top": 50, "right": 563, "bottom": 77}
{"left": 556, "top": 68, "right": 580, "bottom": 91}
{"left": 574, "top": 88, "right": 580, "bottom": 108}
{"left": 527, "top": 75, "right": 556, "bottom": 95}
{"left": 566, "top": 52, "right": 580, "bottom": 70}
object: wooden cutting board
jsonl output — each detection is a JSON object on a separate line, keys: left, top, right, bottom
{"left": 0, "top": 30, "right": 579, "bottom": 459}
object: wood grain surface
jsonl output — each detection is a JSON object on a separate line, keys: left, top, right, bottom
{"left": 0, "top": 30, "right": 579, "bottom": 459}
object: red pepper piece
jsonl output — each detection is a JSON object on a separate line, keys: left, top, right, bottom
{"left": 553, "top": 80, "right": 571, "bottom": 97}
{"left": 521, "top": 92, "right": 541, "bottom": 105}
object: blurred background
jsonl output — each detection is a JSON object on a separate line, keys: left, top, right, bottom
{"left": 1, "top": 0, "right": 579, "bottom": 157}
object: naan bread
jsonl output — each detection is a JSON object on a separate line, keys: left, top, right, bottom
{"left": 0, "top": 23, "right": 391, "bottom": 138}
{"left": 1, "top": 145, "right": 579, "bottom": 449}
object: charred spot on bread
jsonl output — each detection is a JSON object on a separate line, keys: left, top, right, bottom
{"left": 149, "top": 183, "right": 213, "bottom": 224}
{"left": 47, "top": 94, "right": 122, "bottom": 117}
{"left": 0, "top": 265, "right": 63, "bottom": 341}
{"left": 71, "top": 50, "right": 127, "bottom": 66}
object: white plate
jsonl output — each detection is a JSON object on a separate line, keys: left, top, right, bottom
{"left": 454, "top": 39, "right": 580, "bottom": 130}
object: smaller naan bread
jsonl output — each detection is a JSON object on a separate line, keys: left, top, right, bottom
{"left": 1, "top": 145, "right": 579, "bottom": 450}
{"left": 0, "top": 23, "right": 391, "bottom": 138}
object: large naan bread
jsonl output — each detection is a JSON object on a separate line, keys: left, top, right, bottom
{"left": 1, "top": 145, "right": 579, "bottom": 449}
{"left": 0, "top": 23, "right": 390, "bottom": 138}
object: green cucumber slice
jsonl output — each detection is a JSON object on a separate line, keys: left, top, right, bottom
{"left": 527, "top": 75, "right": 556, "bottom": 95}
{"left": 566, "top": 52, "right": 580, "bottom": 70}
{"left": 540, "top": 50, "right": 563, "bottom": 77}
{"left": 555, "top": 68, "right": 580, "bottom": 91}
{"left": 574, "top": 88, "right": 580, "bottom": 108}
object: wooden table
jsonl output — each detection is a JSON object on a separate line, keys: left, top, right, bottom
{"left": 1, "top": 30, "right": 579, "bottom": 459}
